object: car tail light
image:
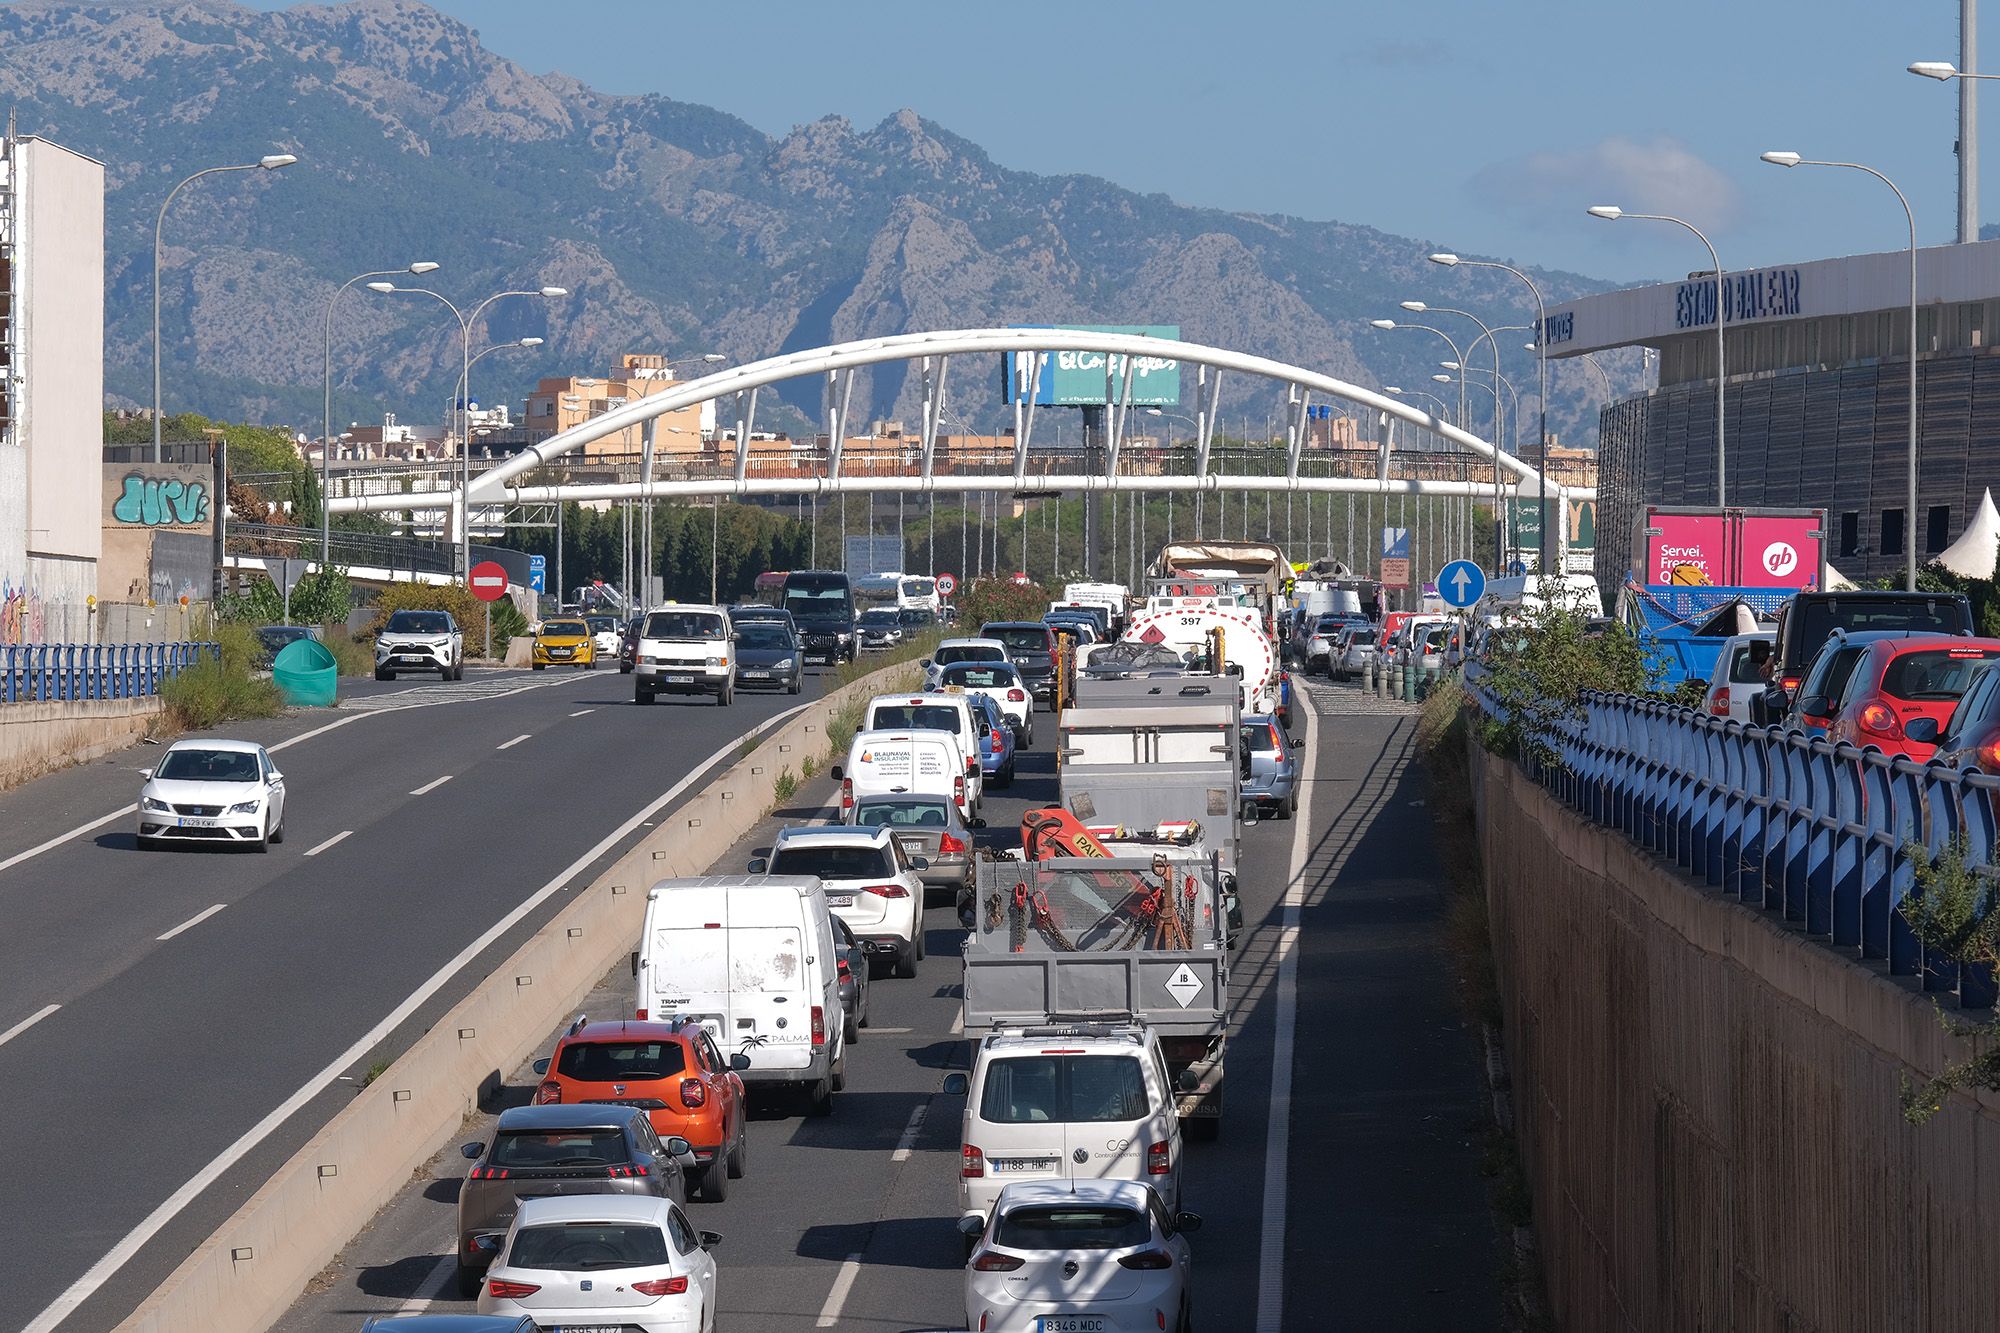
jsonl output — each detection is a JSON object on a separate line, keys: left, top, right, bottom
{"left": 635, "top": 1007, "right": 649, "bottom": 1021}
{"left": 1980, "top": 741, "right": 2000, "bottom": 770}
{"left": 972, "top": 1250, "right": 1024, "bottom": 1272}
{"left": 939, "top": 833, "right": 967, "bottom": 854}
{"left": 840, "top": 778, "right": 854, "bottom": 813}
{"left": 837, "top": 958, "right": 852, "bottom": 979}
{"left": 1117, "top": 1249, "right": 1175, "bottom": 1270}
{"left": 680, "top": 1077, "right": 706, "bottom": 1108}
{"left": 1781, "top": 674, "right": 1803, "bottom": 693}
{"left": 534, "top": 1081, "right": 561, "bottom": 1105}
{"left": 966, "top": 755, "right": 978, "bottom": 776}
{"left": 954, "top": 775, "right": 966, "bottom": 807}
{"left": 1859, "top": 701, "right": 1902, "bottom": 737}
{"left": 633, "top": 1276, "right": 690, "bottom": 1296}
{"left": 1267, "top": 723, "right": 1284, "bottom": 750}
{"left": 468, "top": 1165, "right": 509, "bottom": 1180}
{"left": 811, "top": 1004, "right": 826, "bottom": 1048}
{"left": 607, "top": 1162, "right": 651, "bottom": 1178}
{"left": 486, "top": 1278, "right": 542, "bottom": 1298}
{"left": 1147, "top": 1140, "right": 1170, "bottom": 1175}
{"left": 862, "top": 882, "right": 909, "bottom": 898}
{"left": 1709, "top": 687, "right": 1730, "bottom": 717}
{"left": 1007, "top": 688, "right": 1026, "bottom": 702}
{"left": 961, "top": 1144, "right": 985, "bottom": 1177}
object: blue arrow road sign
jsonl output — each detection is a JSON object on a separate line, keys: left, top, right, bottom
{"left": 528, "top": 554, "right": 547, "bottom": 593}
{"left": 1437, "top": 559, "right": 1486, "bottom": 609}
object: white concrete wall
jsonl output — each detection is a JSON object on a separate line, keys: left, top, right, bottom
{"left": 17, "top": 136, "right": 103, "bottom": 584}
{"left": 0, "top": 443, "right": 25, "bottom": 590}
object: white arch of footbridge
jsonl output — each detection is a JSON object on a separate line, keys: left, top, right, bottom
{"left": 327, "top": 327, "right": 1591, "bottom": 513}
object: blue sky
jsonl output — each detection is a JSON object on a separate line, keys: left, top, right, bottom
{"left": 258, "top": 0, "right": 1979, "bottom": 285}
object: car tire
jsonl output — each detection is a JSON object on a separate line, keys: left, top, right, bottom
{"left": 621, "top": 663, "right": 633, "bottom": 674}
{"left": 844, "top": 1005, "right": 860, "bottom": 1044}
{"left": 1273, "top": 797, "right": 1291, "bottom": 821}
{"left": 1022, "top": 723, "right": 1033, "bottom": 747}
{"left": 137, "top": 834, "right": 158, "bottom": 852}
{"left": 532, "top": 662, "right": 545, "bottom": 671}
{"left": 374, "top": 668, "right": 393, "bottom": 681}
{"left": 456, "top": 1262, "right": 483, "bottom": 1299}
{"left": 808, "top": 1076, "right": 834, "bottom": 1117}
{"left": 636, "top": 685, "right": 653, "bottom": 705}
{"left": 726, "top": 1116, "right": 747, "bottom": 1179}
{"left": 269, "top": 819, "right": 284, "bottom": 845}
{"left": 895, "top": 938, "right": 918, "bottom": 979}
{"left": 789, "top": 672, "right": 803, "bottom": 695}
{"left": 700, "top": 1158, "right": 729, "bottom": 1202}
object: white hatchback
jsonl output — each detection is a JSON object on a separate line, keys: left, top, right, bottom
{"left": 962, "top": 1179, "right": 1197, "bottom": 1333}
{"left": 476, "top": 1193, "right": 719, "bottom": 1333}
{"left": 757, "top": 826, "right": 928, "bottom": 979}
{"left": 136, "top": 739, "right": 287, "bottom": 851}
{"left": 935, "top": 661, "right": 1035, "bottom": 744}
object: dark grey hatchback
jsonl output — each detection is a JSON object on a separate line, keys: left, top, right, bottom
{"left": 455, "top": 1103, "right": 692, "bottom": 1296}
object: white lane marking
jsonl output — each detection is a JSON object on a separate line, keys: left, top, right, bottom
{"left": 303, "top": 830, "right": 353, "bottom": 858}
{"left": 1255, "top": 686, "right": 1318, "bottom": 1333}
{"left": 496, "top": 734, "right": 531, "bottom": 750}
{"left": 23, "top": 698, "right": 816, "bottom": 1333}
{"left": 0, "top": 805, "right": 136, "bottom": 877}
{"left": 392, "top": 1252, "right": 456, "bottom": 1316}
{"left": 814, "top": 1253, "right": 866, "bottom": 1328}
{"left": 409, "top": 775, "right": 453, "bottom": 797}
{"left": 570, "top": 709, "right": 594, "bottom": 717}
{"left": 0, "top": 1003, "right": 59, "bottom": 1049}
{"left": 890, "top": 1103, "right": 927, "bottom": 1164}
{"left": 155, "top": 904, "right": 226, "bottom": 942}
{"left": 867, "top": 1026, "right": 914, "bottom": 1035}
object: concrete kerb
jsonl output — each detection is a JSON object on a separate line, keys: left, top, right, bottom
{"left": 116, "top": 660, "right": 918, "bottom": 1333}
{"left": 0, "top": 696, "right": 164, "bottom": 793}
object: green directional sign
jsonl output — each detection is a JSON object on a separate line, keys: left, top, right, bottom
{"left": 1005, "top": 325, "right": 1182, "bottom": 406}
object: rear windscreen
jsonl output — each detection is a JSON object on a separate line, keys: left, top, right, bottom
{"left": 869, "top": 704, "right": 963, "bottom": 735}
{"left": 855, "top": 800, "right": 953, "bottom": 828}
{"left": 1727, "top": 644, "right": 1769, "bottom": 684}
{"left": 943, "top": 666, "right": 1013, "bottom": 688}
{"left": 979, "top": 1055, "right": 1150, "bottom": 1124}
{"left": 555, "top": 1041, "right": 687, "bottom": 1082}
{"left": 987, "top": 627, "right": 1050, "bottom": 655}
{"left": 509, "top": 1222, "right": 669, "bottom": 1270}
{"left": 995, "top": 1206, "right": 1149, "bottom": 1251}
{"left": 1797, "top": 600, "right": 1967, "bottom": 654}
{"left": 1881, "top": 648, "right": 2000, "bottom": 701}
{"left": 489, "top": 1129, "right": 627, "bottom": 1168}
{"left": 771, "top": 846, "right": 893, "bottom": 879}
{"left": 936, "top": 645, "right": 1002, "bottom": 665}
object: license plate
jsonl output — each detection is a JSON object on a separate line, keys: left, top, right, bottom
{"left": 666, "top": 674, "right": 695, "bottom": 684}
{"left": 806, "top": 655, "right": 829, "bottom": 664}
{"left": 1037, "top": 1319, "right": 1105, "bottom": 1332}
{"left": 898, "top": 837, "right": 927, "bottom": 853}
{"left": 741, "top": 670, "right": 771, "bottom": 679}
{"left": 178, "top": 817, "right": 219, "bottom": 828}
{"left": 555, "top": 1326, "right": 624, "bottom": 1333}
{"left": 827, "top": 894, "right": 855, "bottom": 907}
{"left": 993, "top": 1157, "right": 1056, "bottom": 1174}
{"left": 398, "top": 655, "right": 427, "bottom": 663}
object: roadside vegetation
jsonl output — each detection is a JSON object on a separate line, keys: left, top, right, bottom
{"left": 369, "top": 581, "right": 528, "bottom": 659}
{"left": 1474, "top": 602, "right": 1656, "bottom": 767}
{"left": 1897, "top": 834, "right": 2000, "bottom": 1123}
{"left": 159, "top": 622, "right": 284, "bottom": 731}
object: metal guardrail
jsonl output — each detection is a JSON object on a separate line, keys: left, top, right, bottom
{"left": 1468, "top": 672, "right": 2000, "bottom": 1010}
{"left": 1, "top": 641, "right": 219, "bottom": 704}
{"left": 228, "top": 523, "right": 454, "bottom": 574}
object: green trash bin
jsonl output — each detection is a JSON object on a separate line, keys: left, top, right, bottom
{"left": 272, "top": 638, "right": 339, "bottom": 708}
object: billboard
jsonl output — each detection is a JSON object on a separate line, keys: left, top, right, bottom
{"left": 1632, "top": 506, "right": 1826, "bottom": 589}
{"left": 1508, "top": 498, "right": 1595, "bottom": 552}
{"left": 1004, "top": 326, "right": 1181, "bottom": 406}
{"left": 844, "top": 535, "right": 905, "bottom": 578}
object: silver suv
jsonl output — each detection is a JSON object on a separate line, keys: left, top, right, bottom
{"left": 374, "top": 609, "right": 464, "bottom": 680}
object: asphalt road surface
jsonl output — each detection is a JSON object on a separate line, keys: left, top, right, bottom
{"left": 0, "top": 664, "right": 827, "bottom": 1332}
{"left": 274, "top": 676, "right": 1500, "bottom": 1333}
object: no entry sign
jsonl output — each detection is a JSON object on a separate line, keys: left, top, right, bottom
{"left": 468, "top": 561, "right": 509, "bottom": 602}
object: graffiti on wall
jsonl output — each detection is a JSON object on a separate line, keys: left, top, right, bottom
{"left": 1, "top": 584, "right": 47, "bottom": 646}
{"left": 111, "top": 473, "right": 211, "bottom": 528}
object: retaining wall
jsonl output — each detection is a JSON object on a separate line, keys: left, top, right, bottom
{"left": 0, "top": 695, "right": 160, "bottom": 792}
{"left": 117, "top": 662, "right": 910, "bottom": 1333}
{"left": 1474, "top": 747, "right": 2000, "bottom": 1332}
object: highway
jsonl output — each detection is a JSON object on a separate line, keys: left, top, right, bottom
{"left": 272, "top": 675, "right": 1500, "bottom": 1332}
{"left": 0, "top": 666, "right": 829, "bottom": 1331}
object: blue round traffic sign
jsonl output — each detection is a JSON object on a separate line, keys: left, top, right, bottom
{"left": 1437, "top": 559, "right": 1487, "bottom": 609}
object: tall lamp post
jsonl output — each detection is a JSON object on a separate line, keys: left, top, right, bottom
{"left": 1430, "top": 253, "right": 1552, "bottom": 572}
{"left": 1761, "top": 150, "right": 1921, "bottom": 591}
{"left": 369, "top": 282, "right": 568, "bottom": 577}
{"left": 1909, "top": 60, "right": 1992, "bottom": 242}
{"left": 1400, "top": 301, "right": 1514, "bottom": 566}
{"left": 1585, "top": 206, "right": 1728, "bottom": 505}
{"left": 322, "top": 261, "right": 439, "bottom": 565}
{"left": 153, "top": 152, "right": 298, "bottom": 461}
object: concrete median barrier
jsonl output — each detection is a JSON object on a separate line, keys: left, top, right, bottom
{"left": 0, "top": 696, "right": 162, "bottom": 792}
{"left": 116, "top": 661, "right": 917, "bottom": 1333}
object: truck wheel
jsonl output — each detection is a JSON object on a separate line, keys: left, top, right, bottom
{"left": 456, "top": 1262, "right": 482, "bottom": 1299}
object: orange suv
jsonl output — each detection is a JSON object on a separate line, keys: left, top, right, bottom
{"left": 532, "top": 1017, "right": 749, "bottom": 1201}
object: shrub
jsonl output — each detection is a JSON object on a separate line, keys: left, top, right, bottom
{"left": 1475, "top": 603, "right": 1656, "bottom": 768}
{"left": 160, "top": 624, "right": 283, "bottom": 730}
{"left": 1897, "top": 835, "right": 2000, "bottom": 1123}
{"left": 773, "top": 767, "right": 798, "bottom": 803}
{"left": 958, "top": 578, "right": 1050, "bottom": 629}
{"left": 318, "top": 623, "right": 374, "bottom": 677}
{"left": 218, "top": 568, "right": 353, "bottom": 627}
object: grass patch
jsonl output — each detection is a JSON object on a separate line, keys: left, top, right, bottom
{"left": 773, "top": 767, "right": 798, "bottom": 803}
{"left": 800, "top": 753, "right": 819, "bottom": 781}
{"left": 161, "top": 623, "right": 284, "bottom": 730}
{"left": 359, "top": 1059, "right": 389, "bottom": 1088}
{"left": 318, "top": 623, "right": 374, "bottom": 677}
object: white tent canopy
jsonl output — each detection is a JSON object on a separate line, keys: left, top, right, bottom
{"left": 1935, "top": 488, "right": 2000, "bottom": 579}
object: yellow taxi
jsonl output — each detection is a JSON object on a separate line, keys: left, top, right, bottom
{"left": 531, "top": 617, "right": 597, "bottom": 670}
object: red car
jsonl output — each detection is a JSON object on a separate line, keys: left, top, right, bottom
{"left": 1820, "top": 635, "right": 2000, "bottom": 760}
{"left": 532, "top": 1017, "right": 749, "bottom": 1200}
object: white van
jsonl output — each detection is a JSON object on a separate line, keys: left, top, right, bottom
{"left": 832, "top": 728, "right": 976, "bottom": 821}
{"left": 861, "top": 691, "right": 989, "bottom": 812}
{"left": 943, "top": 1020, "right": 1184, "bottom": 1234}
{"left": 635, "top": 875, "right": 846, "bottom": 1115}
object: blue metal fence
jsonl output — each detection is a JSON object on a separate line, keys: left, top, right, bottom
{"left": 1471, "top": 677, "right": 2000, "bottom": 1009}
{"left": 0, "top": 642, "right": 219, "bottom": 704}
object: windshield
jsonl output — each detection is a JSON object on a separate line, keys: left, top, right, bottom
{"left": 769, "top": 844, "right": 894, "bottom": 879}
{"left": 257, "top": 627, "right": 312, "bottom": 651}
{"left": 854, "top": 799, "right": 953, "bottom": 829}
{"left": 508, "top": 1222, "right": 669, "bottom": 1272}
{"left": 936, "top": 644, "right": 1003, "bottom": 666}
{"left": 870, "top": 703, "right": 964, "bottom": 735}
{"left": 554, "top": 1040, "right": 687, "bottom": 1082}
{"left": 784, "top": 577, "right": 853, "bottom": 619}
{"left": 738, "top": 626, "right": 794, "bottom": 651}
{"left": 979, "top": 1055, "right": 1150, "bottom": 1124}
{"left": 155, "top": 749, "right": 259, "bottom": 782}
{"left": 643, "top": 612, "right": 728, "bottom": 640}
{"left": 488, "top": 1128, "right": 628, "bottom": 1169}
{"left": 898, "top": 608, "right": 934, "bottom": 627}
{"left": 859, "top": 609, "right": 901, "bottom": 627}
{"left": 585, "top": 616, "right": 616, "bottom": 634}
{"left": 942, "top": 665, "right": 1016, "bottom": 689}
{"left": 541, "top": 620, "right": 588, "bottom": 637}
{"left": 1881, "top": 647, "right": 2000, "bottom": 701}
{"left": 986, "top": 626, "right": 1051, "bottom": 656}
{"left": 995, "top": 1206, "right": 1149, "bottom": 1252}
{"left": 384, "top": 611, "right": 450, "bottom": 635}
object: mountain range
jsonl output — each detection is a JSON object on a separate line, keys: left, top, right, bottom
{"left": 0, "top": 0, "right": 1636, "bottom": 447}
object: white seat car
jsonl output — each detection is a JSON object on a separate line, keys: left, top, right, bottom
{"left": 962, "top": 1179, "right": 1198, "bottom": 1333}
{"left": 936, "top": 661, "right": 1034, "bottom": 745}
{"left": 137, "top": 739, "right": 287, "bottom": 851}
{"left": 476, "top": 1193, "right": 720, "bottom": 1333}
{"left": 754, "top": 826, "right": 928, "bottom": 979}
{"left": 922, "top": 637, "right": 1013, "bottom": 690}
{"left": 1703, "top": 630, "right": 1778, "bottom": 721}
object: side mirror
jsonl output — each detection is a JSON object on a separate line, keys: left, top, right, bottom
{"left": 956, "top": 1216, "right": 986, "bottom": 1238}
{"left": 662, "top": 1135, "right": 692, "bottom": 1157}
{"left": 699, "top": 1230, "right": 724, "bottom": 1250}
{"left": 1175, "top": 1069, "right": 1200, "bottom": 1093}
{"left": 1290, "top": 737, "right": 1304, "bottom": 749}
{"left": 532, "top": 1057, "right": 550, "bottom": 1076}
{"left": 730, "top": 1052, "right": 751, "bottom": 1071}
{"left": 942, "top": 1071, "right": 969, "bottom": 1096}
{"left": 1225, "top": 893, "right": 1244, "bottom": 932}
{"left": 1906, "top": 716, "right": 1942, "bottom": 745}
{"left": 919, "top": 659, "right": 931, "bottom": 669}
{"left": 1797, "top": 694, "right": 1830, "bottom": 718}
{"left": 471, "top": 1232, "right": 503, "bottom": 1253}
{"left": 1175, "top": 1211, "right": 1204, "bottom": 1234}
{"left": 460, "top": 1142, "right": 485, "bottom": 1160}
{"left": 747, "top": 857, "right": 769, "bottom": 875}
{"left": 829, "top": 764, "right": 844, "bottom": 781}
{"left": 911, "top": 856, "right": 931, "bottom": 871}
{"left": 1241, "top": 803, "right": 1259, "bottom": 827}
{"left": 970, "top": 816, "right": 987, "bottom": 829}
{"left": 268, "top": 770, "right": 283, "bottom": 782}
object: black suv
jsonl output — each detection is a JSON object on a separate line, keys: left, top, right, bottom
{"left": 1748, "top": 590, "right": 1974, "bottom": 724}
{"left": 981, "top": 621, "right": 1059, "bottom": 708}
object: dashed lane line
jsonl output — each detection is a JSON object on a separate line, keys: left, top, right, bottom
{"left": 409, "top": 776, "right": 453, "bottom": 797}
{"left": 303, "top": 830, "right": 353, "bottom": 858}
{"left": 156, "top": 904, "right": 226, "bottom": 942}
{"left": 496, "top": 734, "right": 532, "bottom": 751}
{"left": 889, "top": 1103, "right": 927, "bottom": 1164}
{"left": 0, "top": 1003, "right": 59, "bottom": 1049}
{"left": 570, "top": 709, "right": 595, "bottom": 717}
{"left": 814, "top": 1254, "right": 866, "bottom": 1329}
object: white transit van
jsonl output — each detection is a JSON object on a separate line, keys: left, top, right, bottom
{"left": 635, "top": 875, "right": 845, "bottom": 1115}
{"left": 832, "top": 728, "right": 978, "bottom": 822}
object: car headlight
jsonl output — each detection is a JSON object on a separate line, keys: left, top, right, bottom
{"left": 142, "top": 796, "right": 171, "bottom": 813}
{"left": 708, "top": 657, "right": 729, "bottom": 668}
{"left": 775, "top": 657, "right": 796, "bottom": 669}
{"left": 229, "top": 799, "right": 262, "bottom": 814}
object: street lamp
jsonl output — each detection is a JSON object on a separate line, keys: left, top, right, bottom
{"left": 1398, "top": 301, "right": 1514, "bottom": 565}
{"left": 321, "top": 261, "right": 439, "bottom": 565}
{"left": 1761, "top": 150, "right": 1921, "bottom": 591}
{"left": 153, "top": 151, "right": 298, "bottom": 460}
{"left": 370, "top": 282, "right": 568, "bottom": 576}
{"left": 1586, "top": 205, "right": 1729, "bottom": 506}
{"left": 1431, "top": 252, "right": 1554, "bottom": 572}
{"left": 1908, "top": 60, "right": 1991, "bottom": 241}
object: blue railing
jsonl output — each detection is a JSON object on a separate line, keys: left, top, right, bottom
{"left": 0, "top": 642, "right": 219, "bottom": 704}
{"left": 1470, "top": 676, "right": 2000, "bottom": 1009}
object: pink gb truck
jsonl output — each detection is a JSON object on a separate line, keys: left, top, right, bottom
{"left": 1631, "top": 506, "right": 1828, "bottom": 591}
